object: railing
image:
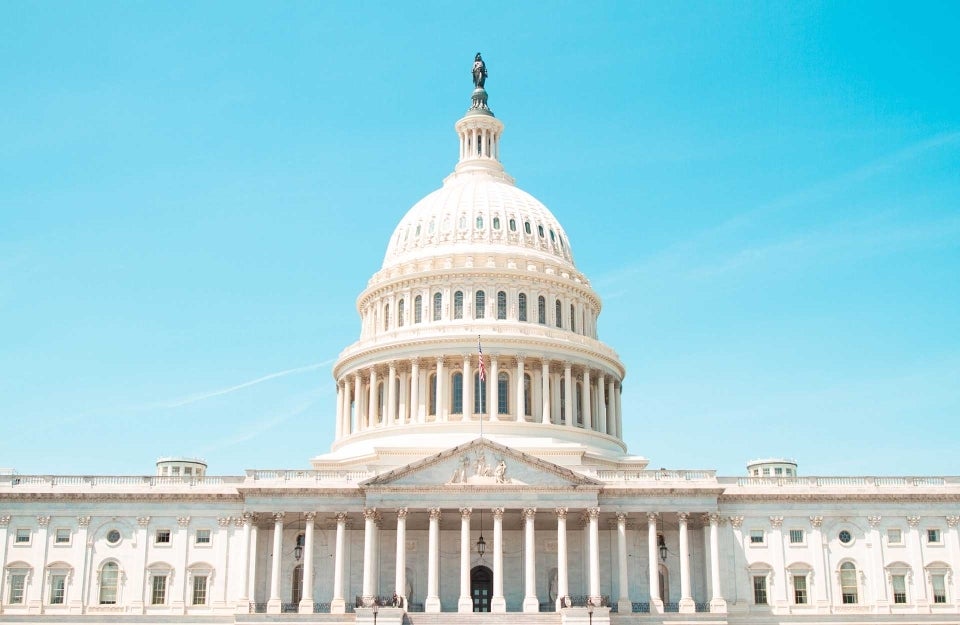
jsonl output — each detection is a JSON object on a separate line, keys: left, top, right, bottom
{"left": 564, "top": 595, "right": 610, "bottom": 608}
{"left": 281, "top": 602, "right": 299, "bottom": 613}
{"left": 250, "top": 603, "right": 267, "bottom": 614}
{"left": 632, "top": 602, "right": 650, "bottom": 613}
{"left": 663, "top": 602, "right": 679, "bottom": 612}
{"left": 313, "top": 602, "right": 331, "bottom": 613}
{"left": 355, "top": 595, "right": 403, "bottom": 608}
{"left": 695, "top": 602, "right": 710, "bottom": 612}
{"left": 595, "top": 469, "right": 716, "bottom": 481}
{"left": 734, "top": 476, "right": 950, "bottom": 487}
{"left": 2, "top": 475, "right": 235, "bottom": 488}
{"left": 248, "top": 469, "right": 376, "bottom": 482}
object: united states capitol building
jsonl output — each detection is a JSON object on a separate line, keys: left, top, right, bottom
{"left": 2, "top": 56, "right": 958, "bottom": 625}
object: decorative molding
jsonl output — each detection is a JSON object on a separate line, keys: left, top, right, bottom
{"left": 555, "top": 507, "right": 568, "bottom": 520}
{"left": 77, "top": 516, "right": 91, "bottom": 528}
{"left": 866, "top": 515, "right": 882, "bottom": 528}
{"left": 769, "top": 516, "right": 783, "bottom": 528}
{"left": 37, "top": 515, "right": 51, "bottom": 527}
{"left": 136, "top": 516, "right": 151, "bottom": 528}
{"left": 177, "top": 516, "right": 191, "bottom": 528}
{"left": 809, "top": 516, "right": 823, "bottom": 528}
{"left": 218, "top": 516, "right": 232, "bottom": 527}
{"left": 729, "top": 516, "right": 744, "bottom": 529}
{"left": 396, "top": 508, "right": 408, "bottom": 520}
{"left": 946, "top": 515, "right": 959, "bottom": 528}
{"left": 0, "top": 515, "right": 10, "bottom": 527}
{"left": 906, "top": 515, "right": 921, "bottom": 528}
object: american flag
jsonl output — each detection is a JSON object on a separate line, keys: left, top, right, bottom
{"left": 477, "top": 336, "right": 486, "bottom": 383}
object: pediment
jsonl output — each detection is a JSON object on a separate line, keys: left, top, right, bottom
{"left": 361, "top": 438, "right": 601, "bottom": 489}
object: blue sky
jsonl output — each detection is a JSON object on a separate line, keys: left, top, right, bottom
{"left": 1, "top": 2, "right": 957, "bottom": 476}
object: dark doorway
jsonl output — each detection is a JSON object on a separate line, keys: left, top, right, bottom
{"left": 471, "top": 565, "right": 492, "bottom": 612}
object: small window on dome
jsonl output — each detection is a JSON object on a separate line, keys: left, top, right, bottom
{"left": 415, "top": 224, "right": 421, "bottom": 236}
{"left": 493, "top": 217, "right": 501, "bottom": 230}
{"left": 403, "top": 228, "right": 409, "bottom": 242}
{"left": 442, "top": 216, "right": 451, "bottom": 231}
{"left": 459, "top": 215, "right": 466, "bottom": 229}
{"left": 549, "top": 229, "right": 555, "bottom": 242}
{"left": 558, "top": 236, "right": 564, "bottom": 249}
{"left": 509, "top": 219, "right": 517, "bottom": 232}
{"left": 524, "top": 221, "right": 532, "bottom": 235}
{"left": 428, "top": 220, "right": 435, "bottom": 234}
{"left": 476, "top": 215, "right": 484, "bottom": 229}
{"left": 538, "top": 225, "right": 544, "bottom": 238}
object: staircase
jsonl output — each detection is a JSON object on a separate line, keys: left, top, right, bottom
{"left": 405, "top": 614, "right": 561, "bottom": 625}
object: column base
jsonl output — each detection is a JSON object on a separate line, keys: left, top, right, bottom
{"left": 458, "top": 597, "right": 473, "bottom": 613}
{"left": 298, "top": 599, "right": 315, "bottom": 614}
{"left": 234, "top": 600, "right": 250, "bottom": 615}
{"left": 425, "top": 596, "right": 441, "bottom": 613}
{"left": 649, "top": 598, "right": 664, "bottom": 614}
{"left": 266, "top": 599, "right": 282, "bottom": 614}
{"left": 679, "top": 597, "right": 695, "bottom": 613}
{"left": 491, "top": 596, "right": 506, "bottom": 612}
{"left": 710, "top": 597, "right": 728, "bottom": 613}
{"left": 523, "top": 596, "right": 540, "bottom": 612}
{"left": 617, "top": 599, "right": 633, "bottom": 613}
{"left": 330, "top": 598, "right": 346, "bottom": 614}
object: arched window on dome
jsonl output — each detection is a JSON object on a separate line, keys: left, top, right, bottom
{"left": 452, "top": 373, "right": 463, "bottom": 414}
{"left": 523, "top": 373, "right": 532, "bottom": 417}
{"left": 428, "top": 374, "right": 437, "bottom": 417}
{"left": 575, "top": 383, "right": 583, "bottom": 426}
{"left": 538, "top": 296, "right": 546, "bottom": 325}
{"left": 474, "top": 372, "right": 487, "bottom": 414}
{"left": 559, "top": 378, "right": 566, "bottom": 424}
{"left": 377, "top": 382, "right": 384, "bottom": 425}
{"left": 415, "top": 224, "right": 421, "bottom": 236}
{"left": 549, "top": 229, "right": 556, "bottom": 243}
{"left": 493, "top": 216, "right": 501, "bottom": 230}
{"left": 518, "top": 293, "right": 527, "bottom": 321}
{"left": 570, "top": 304, "right": 576, "bottom": 333}
{"left": 509, "top": 218, "right": 517, "bottom": 232}
{"left": 497, "top": 291, "right": 507, "bottom": 320}
{"left": 398, "top": 299, "right": 405, "bottom": 328}
{"left": 538, "top": 224, "right": 544, "bottom": 238}
{"left": 497, "top": 372, "right": 509, "bottom": 415}
{"left": 474, "top": 291, "right": 485, "bottom": 319}
{"left": 454, "top": 291, "right": 464, "bottom": 320}
{"left": 476, "top": 215, "right": 484, "bottom": 229}
{"left": 524, "top": 221, "right": 532, "bottom": 235}
{"left": 433, "top": 292, "right": 442, "bottom": 321}
{"left": 414, "top": 295, "right": 422, "bottom": 324}
{"left": 555, "top": 299, "right": 562, "bottom": 328}
{"left": 384, "top": 304, "right": 390, "bottom": 331}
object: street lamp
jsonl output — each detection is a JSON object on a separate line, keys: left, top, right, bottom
{"left": 371, "top": 601, "right": 378, "bottom": 625}
{"left": 658, "top": 534, "right": 667, "bottom": 562}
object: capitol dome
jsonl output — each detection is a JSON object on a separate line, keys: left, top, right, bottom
{"left": 321, "top": 59, "right": 634, "bottom": 470}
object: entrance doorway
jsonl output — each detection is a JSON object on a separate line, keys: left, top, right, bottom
{"left": 470, "top": 565, "right": 492, "bottom": 612}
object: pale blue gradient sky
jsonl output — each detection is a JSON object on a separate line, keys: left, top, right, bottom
{"left": 1, "top": 2, "right": 957, "bottom": 476}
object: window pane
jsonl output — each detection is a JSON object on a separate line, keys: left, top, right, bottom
{"left": 496, "top": 291, "right": 506, "bottom": 319}
{"left": 152, "top": 574, "right": 167, "bottom": 605}
{"left": 555, "top": 299, "right": 562, "bottom": 328}
{"left": 10, "top": 574, "right": 25, "bottom": 604}
{"left": 433, "top": 293, "right": 442, "bottom": 321}
{"left": 475, "top": 290, "right": 485, "bottom": 319}
{"left": 497, "top": 372, "right": 509, "bottom": 415}
{"left": 892, "top": 574, "right": 906, "bottom": 604}
{"left": 454, "top": 291, "right": 463, "bottom": 319}
{"left": 840, "top": 563, "right": 858, "bottom": 604}
{"left": 474, "top": 373, "right": 486, "bottom": 414}
{"left": 753, "top": 576, "right": 767, "bottom": 604}
{"left": 932, "top": 574, "right": 946, "bottom": 603}
{"left": 793, "top": 575, "right": 807, "bottom": 604}
{"left": 192, "top": 575, "right": 208, "bottom": 605}
{"left": 414, "top": 295, "right": 422, "bottom": 324}
{"left": 99, "top": 564, "right": 119, "bottom": 604}
{"left": 518, "top": 293, "right": 527, "bottom": 321}
{"left": 789, "top": 529, "right": 804, "bottom": 544}
{"left": 398, "top": 299, "right": 405, "bottom": 327}
{"left": 50, "top": 574, "right": 66, "bottom": 604}
{"left": 452, "top": 373, "right": 463, "bottom": 414}
{"left": 538, "top": 296, "right": 546, "bottom": 324}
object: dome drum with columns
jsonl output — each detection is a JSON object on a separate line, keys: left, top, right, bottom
{"left": 326, "top": 61, "right": 629, "bottom": 465}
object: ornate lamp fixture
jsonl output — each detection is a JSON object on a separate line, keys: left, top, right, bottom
{"left": 476, "top": 508, "right": 486, "bottom": 558}
{"left": 294, "top": 513, "right": 304, "bottom": 561}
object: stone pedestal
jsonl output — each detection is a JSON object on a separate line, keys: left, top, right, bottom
{"left": 560, "top": 606, "right": 611, "bottom": 625}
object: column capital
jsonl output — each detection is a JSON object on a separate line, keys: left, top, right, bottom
{"left": 587, "top": 507, "right": 600, "bottom": 520}
{"left": 397, "top": 507, "right": 409, "bottom": 520}
{"left": 729, "top": 515, "right": 744, "bottom": 528}
{"left": 946, "top": 515, "right": 960, "bottom": 528}
{"left": 272, "top": 512, "right": 285, "bottom": 523}
{"left": 492, "top": 507, "right": 504, "bottom": 520}
{"left": 304, "top": 511, "right": 317, "bottom": 522}
{"left": 410, "top": 357, "right": 421, "bottom": 368}
{"left": 522, "top": 507, "right": 536, "bottom": 521}
{"left": 703, "top": 513, "right": 722, "bottom": 526}
{"left": 429, "top": 507, "right": 442, "bottom": 521}
{"left": 363, "top": 508, "right": 377, "bottom": 521}
{"left": 77, "top": 515, "right": 91, "bottom": 528}
{"left": 460, "top": 507, "right": 473, "bottom": 519}
{"left": 137, "top": 516, "right": 151, "bottom": 528}
{"left": 907, "top": 515, "right": 921, "bottom": 527}
{"left": 616, "top": 512, "right": 627, "bottom": 525}
{"left": 516, "top": 353, "right": 526, "bottom": 364}
{"left": 335, "top": 512, "right": 349, "bottom": 524}
{"left": 555, "top": 507, "right": 568, "bottom": 520}
{"left": 646, "top": 512, "right": 659, "bottom": 524}
{"left": 677, "top": 511, "right": 689, "bottom": 524}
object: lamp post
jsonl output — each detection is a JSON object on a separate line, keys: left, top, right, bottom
{"left": 371, "top": 601, "right": 378, "bottom": 625}
{"left": 587, "top": 600, "right": 594, "bottom": 625}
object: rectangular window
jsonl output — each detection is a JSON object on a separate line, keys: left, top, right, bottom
{"left": 892, "top": 574, "right": 907, "bottom": 604}
{"left": 151, "top": 575, "right": 167, "bottom": 605}
{"left": 15, "top": 528, "right": 30, "bottom": 544}
{"left": 753, "top": 575, "right": 768, "bottom": 605}
{"left": 775, "top": 467, "right": 783, "bottom": 475}
{"left": 932, "top": 574, "right": 947, "bottom": 604}
{"left": 497, "top": 375, "right": 509, "bottom": 415}
{"left": 192, "top": 575, "right": 208, "bottom": 605}
{"left": 789, "top": 529, "right": 804, "bottom": 544}
{"left": 793, "top": 575, "right": 807, "bottom": 604}
{"left": 55, "top": 528, "right": 71, "bottom": 544}
{"left": 750, "top": 529, "right": 765, "bottom": 544}
{"left": 183, "top": 467, "right": 192, "bottom": 476}
{"left": 195, "top": 529, "right": 211, "bottom": 545}
{"left": 155, "top": 529, "right": 171, "bottom": 544}
{"left": 50, "top": 574, "right": 66, "bottom": 605}
{"left": 887, "top": 528, "right": 902, "bottom": 544}
{"left": 171, "top": 466, "right": 180, "bottom": 475}
{"left": 927, "top": 528, "right": 941, "bottom": 544}
{"left": 762, "top": 468, "right": 770, "bottom": 475}
{"left": 452, "top": 374, "right": 463, "bottom": 414}
{"left": 9, "top": 573, "right": 26, "bottom": 604}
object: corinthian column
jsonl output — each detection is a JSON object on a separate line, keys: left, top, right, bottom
{"left": 582, "top": 369, "right": 592, "bottom": 430}
{"left": 463, "top": 355, "right": 473, "bottom": 420}
{"left": 298, "top": 512, "right": 316, "bottom": 613}
{"left": 425, "top": 508, "right": 441, "bottom": 612}
{"left": 368, "top": 367, "right": 378, "bottom": 428}
{"left": 707, "top": 513, "right": 727, "bottom": 613}
{"left": 386, "top": 362, "right": 397, "bottom": 425}
{"left": 588, "top": 508, "right": 600, "bottom": 602}
{"left": 616, "top": 513, "right": 631, "bottom": 613}
{"left": 491, "top": 507, "right": 506, "bottom": 612}
{"left": 362, "top": 508, "right": 377, "bottom": 601}
{"left": 395, "top": 508, "right": 408, "bottom": 609}
{"left": 678, "top": 512, "right": 694, "bottom": 613}
{"left": 435, "top": 358, "right": 446, "bottom": 422}
{"left": 522, "top": 508, "right": 538, "bottom": 612}
{"left": 596, "top": 374, "right": 607, "bottom": 434}
{"left": 563, "top": 362, "right": 574, "bottom": 427}
{"left": 266, "top": 512, "right": 284, "bottom": 614}
{"left": 410, "top": 359, "right": 421, "bottom": 424}
{"left": 458, "top": 508, "right": 473, "bottom": 612}
{"left": 647, "top": 513, "right": 663, "bottom": 613}
{"left": 353, "top": 375, "right": 363, "bottom": 431}
{"left": 488, "top": 356, "right": 499, "bottom": 421}
{"left": 331, "top": 513, "right": 347, "bottom": 614}
{"left": 556, "top": 508, "right": 569, "bottom": 610}
{"left": 515, "top": 357, "right": 525, "bottom": 421}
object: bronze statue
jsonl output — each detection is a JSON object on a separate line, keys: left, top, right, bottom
{"left": 472, "top": 53, "right": 487, "bottom": 89}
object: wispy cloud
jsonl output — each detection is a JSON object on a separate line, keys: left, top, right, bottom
{"left": 155, "top": 359, "right": 335, "bottom": 409}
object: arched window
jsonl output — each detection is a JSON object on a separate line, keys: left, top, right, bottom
{"left": 377, "top": 382, "right": 384, "bottom": 424}
{"left": 840, "top": 562, "right": 858, "bottom": 604}
{"left": 509, "top": 218, "right": 517, "bottom": 232}
{"left": 474, "top": 372, "right": 486, "bottom": 414}
{"left": 524, "top": 221, "right": 532, "bottom": 235}
{"left": 497, "top": 291, "right": 506, "bottom": 319}
{"left": 428, "top": 374, "right": 437, "bottom": 416}
{"left": 452, "top": 373, "right": 463, "bottom": 414}
{"left": 475, "top": 290, "right": 485, "bottom": 319}
{"left": 570, "top": 304, "right": 576, "bottom": 333}
{"left": 476, "top": 215, "right": 484, "bottom": 229}
{"left": 433, "top": 292, "right": 442, "bottom": 321}
{"left": 523, "top": 373, "right": 532, "bottom": 416}
{"left": 497, "top": 372, "right": 509, "bottom": 415}
{"left": 538, "top": 296, "right": 546, "bottom": 324}
{"left": 518, "top": 293, "right": 527, "bottom": 321}
{"left": 383, "top": 304, "right": 390, "bottom": 331}
{"left": 414, "top": 295, "right": 422, "bottom": 324}
{"left": 555, "top": 299, "right": 562, "bottom": 328}
{"left": 538, "top": 224, "right": 544, "bottom": 238}
{"left": 398, "top": 299, "right": 405, "bottom": 327}
{"left": 575, "top": 383, "right": 583, "bottom": 425}
{"left": 99, "top": 562, "right": 119, "bottom": 604}
{"left": 454, "top": 291, "right": 464, "bottom": 319}
{"left": 493, "top": 216, "right": 501, "bottom": 230}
